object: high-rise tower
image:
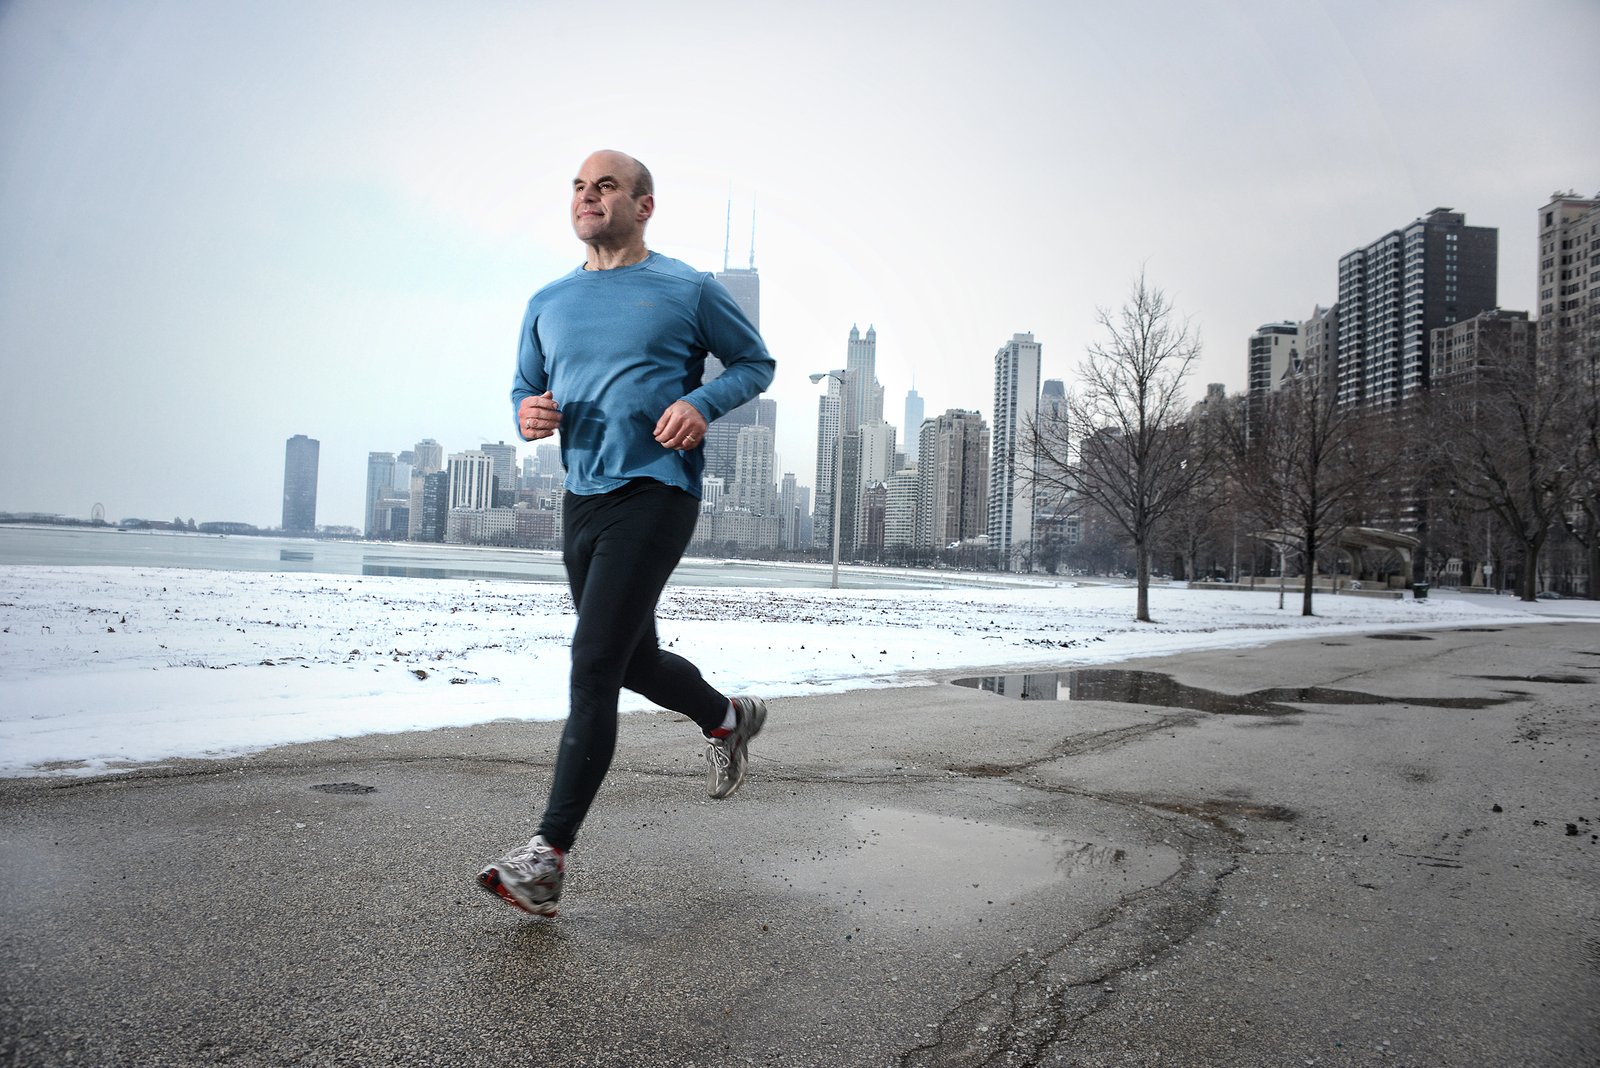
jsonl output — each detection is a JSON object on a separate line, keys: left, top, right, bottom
{"left": 987, "top": 332, "right": 1042, "bottom": 569}
{"left": 812, "top": 371, "right": 844, "bottom": 551}
{"left": 903, "top": 388, "right": 925, "bottom": 463}
{"left": 918, "top": 410, "right": 989, "bottom": 552}
{"left": 842, "top": 325, "right": 884, "bottom": 434}
{"left": 365, "top": 451, "right": 396, "bottom": 538}
{"left": 1335, "top": 208, "right": 1497, "bottom": 408}
{"left": 281, "top": 434, "right": 319, "bottom": 534}
{"left": 702, "top": 204, "right": 775, "bottom": 522}
{"left": 1537, "top": 190, "right": 1599, "bottom": 357}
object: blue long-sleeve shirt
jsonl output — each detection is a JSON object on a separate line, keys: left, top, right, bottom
{"left": 511, "top": 252, "right": 776, "bottom": 497}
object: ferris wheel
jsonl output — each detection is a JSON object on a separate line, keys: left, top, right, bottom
{"left": 91, "top": 503, "right": 106, "bottom": 524}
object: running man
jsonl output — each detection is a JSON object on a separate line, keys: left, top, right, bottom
{"left": 477, "top": 150, "right": 776, "bottom": 916}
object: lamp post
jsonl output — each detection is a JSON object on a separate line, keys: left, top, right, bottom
{"left": 810, "top": 370, "right": 848, "bottom": 589}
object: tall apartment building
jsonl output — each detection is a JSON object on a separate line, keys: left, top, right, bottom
{"left": 732, "top": 424, "right": 777, "bottom": 518}
{"left": 1032, "top": 379, "right": 1071, "bottom": 538}
{"left": 1248, "top": 322, "right": 1301, "bottom": 395}
{"left": 447, "top": 451, "right": 495, "bottom": 511}
{"left": 1430, "top": 309, "right": 1533, "bottom": 391}
{"left": 918, "top": 410, "right": 989, "bottom": 552}
{"left": 1336, "top": 208, "right": 1498, "bottom": 408}
{"left": 812, "top": 373, "right": 844, "bottom": 550}
{"left": 987, "top": 332, "right": 1042, "bottom": 569}
{"left": 479, "top": 441, "right": 518, "bottom": 507}
{"left": 854, "top": 419, "right": 898, "bottom": 552}
{"left": 413, "top": 470, "right": 449, "bottom": 543}
{"left": 281, "top": 434, "right": 319, "bottom": 533}
{"left": 778, "top": 473, "right": 809, "bottom": 551}
{"left": 1246, "top": 321, "right": 1301, "bottom": 440}
{"left": 1537, "top": 191, "right": 1600, "bottom": 355}
{"left": 884, "top": 466, "right": 920, "bottom": 551}
{"left": 1297, "top": 304, "right": 1339, "bottom": 388}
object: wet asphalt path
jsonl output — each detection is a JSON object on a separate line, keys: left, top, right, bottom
{"left": 1, "top": 621, "right": 1596, "bottom": 1067}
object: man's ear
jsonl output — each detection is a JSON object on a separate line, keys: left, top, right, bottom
{"left": 637, "top": 194, "right": 655, "bottom": 224}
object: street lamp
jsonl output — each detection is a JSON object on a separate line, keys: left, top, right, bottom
{"left": 809, "top": 369, "right": 848, "bottom": 589}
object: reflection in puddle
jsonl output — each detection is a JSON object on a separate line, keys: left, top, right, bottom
{"left": 783, "top": 807, "right": 1177, "bottom": 926}
{"left": 360, "top": 564, "right": 539, "bottom": 583}
{"left": 953, "top": 669, "right": 1516, "bottom": 714}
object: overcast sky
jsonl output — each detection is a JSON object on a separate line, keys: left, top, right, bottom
{"left": 2, "top": 0, "right": 1597, "bottom": 529}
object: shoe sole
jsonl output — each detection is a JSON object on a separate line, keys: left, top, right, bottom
{"left": 476, "top": 866, "right": 559, "bottom": 917}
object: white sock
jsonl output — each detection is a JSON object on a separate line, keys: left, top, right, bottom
{"left": 718, "top": 702, "right": 737, "bottom": 733}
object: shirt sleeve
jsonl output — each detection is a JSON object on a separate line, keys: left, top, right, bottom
{"left": 510, "top": 299, "right": 548, "bottom": 432}
{"left": 681, "top": 276, "right": 776, "bottom": 422}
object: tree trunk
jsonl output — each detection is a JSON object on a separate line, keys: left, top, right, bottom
{"left": 1135, "top": 542, "right": 1152, "bottom": 622}
{"left": 1299, "top": 525, "right": 1319, "bottom": 616}
{"left": 1519, "top": 538, "right": 1541, "bottom": 602}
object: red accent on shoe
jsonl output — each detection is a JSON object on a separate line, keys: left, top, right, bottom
{"left": 708, "top": 726, "right": 733, "bottom": 739}
{"left": 477, "top": 868, "right": 558, "bottom": 917}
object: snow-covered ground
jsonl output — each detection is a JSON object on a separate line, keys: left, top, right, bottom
{"left": 2, "top": 565, "right": 1595, "bottom": 777}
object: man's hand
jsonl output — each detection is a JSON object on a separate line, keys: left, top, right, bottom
{"left": 519, "top": 392, "right": 561, "bottom": 441}
{"left": 654, "top": 399, "right": 708, "bottom": 451}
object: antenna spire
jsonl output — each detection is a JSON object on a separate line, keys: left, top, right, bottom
{"left": 722, "top": 195, "right": 731, "bottom": 273}
{"left": 748, "top": 199, "right": 757, "bottom": 270}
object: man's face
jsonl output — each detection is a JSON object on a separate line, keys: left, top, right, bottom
{"left": 571, "top": 152, "right": 652, "bottom": 246}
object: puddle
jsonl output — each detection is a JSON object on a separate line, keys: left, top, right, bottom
{"left": 1367, "top": 633, "right": 1433, "bottom": 641}
{"left": 953, "top": 669, "right": 1515, "bottom": 714}
{"left": 780, "top": 807, "right": 1178, "bottom": 926}
{"left": 1472, "top": 674, "right": 1591, "bottom": 685}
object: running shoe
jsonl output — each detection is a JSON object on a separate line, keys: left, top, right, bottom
{"left": 477, "top": 835, "right": 565, "bottom": 916}
{"left": 706, "top": 696, "right": 767, "bottom": 799}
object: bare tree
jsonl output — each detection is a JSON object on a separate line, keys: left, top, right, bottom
{"left": 1224, "top": 372, "right": 1388, "bottom": 615}
{"left": 1424, "top": 330, "right": 1576, "bottom": 602}
{"left": 1557, "top": 323, "right": 1600, "bottom": 598}
{"left": 1030, "top": 272, "right": 1211, "bottom": 622}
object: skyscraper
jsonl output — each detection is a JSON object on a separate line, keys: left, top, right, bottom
{"left": 701, "top": 228, "right": 777, "bottom": 530}
{"left": 365, "top": 451, "right": 396, "bottom": 538}
{"left": 854, "top": 419, "right": 898, "bottom": 549}
{"left": 1032, "top": 380, "right": 1072, "bottom": 555}
{"left": 918, "top": 410, "right": 989, "bottom": 552}
{"left": 813, "top": 371, "right": 843, "bottom": 550}
{"left": 1430, "top": 308, "right": 1533, "bottom": 391}
{"left": 1336, "top": 208, "right": 1497, "bottom": 408}
{"left": 407, "top": 439, "right": 445, "bottom": 541}
{"left": 1537, "top": 190, "right": 1599, "bottom": 356}
{"left": 479, "top": 441, "right": 518, "bottom": 507}
{"left": 987, "top": 332, "right": 1042, "bottom": 569}
{"left": 281, "top": 434, "right": 319, "bottom": 534}
{"left": 842, "top": 325, "right": 884, "bottom": 434}
{"left": 903, "top": 388, "right": 925, "bottom": 463}
{"left": 447, "top": 451, "right": 496, "bottom": 511}
{"left": 1246, "top": 321, "right": 1301, "bottom": 440}
{"left": 732, "top": 424, "right": 777, "bottom": 515}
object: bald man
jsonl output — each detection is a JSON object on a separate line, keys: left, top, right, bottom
{"left": 477, "top": 151, "right": 777, "bottom": 917}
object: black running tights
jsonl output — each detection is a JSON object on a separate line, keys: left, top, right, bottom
{"left": 537, "top": 479, "right": 728, "bottom": 852}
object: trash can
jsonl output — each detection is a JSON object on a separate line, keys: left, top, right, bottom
{"left": 1413, "top": 582, "right": 1429, "bottom": 600}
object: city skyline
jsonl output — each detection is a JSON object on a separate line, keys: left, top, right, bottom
{"left": 3, "top": 2, "right": 1596, "bottom": 528}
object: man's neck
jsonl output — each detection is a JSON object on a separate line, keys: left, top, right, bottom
{"left": 583, "top": 242, "right": 650, "bottom": 271}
